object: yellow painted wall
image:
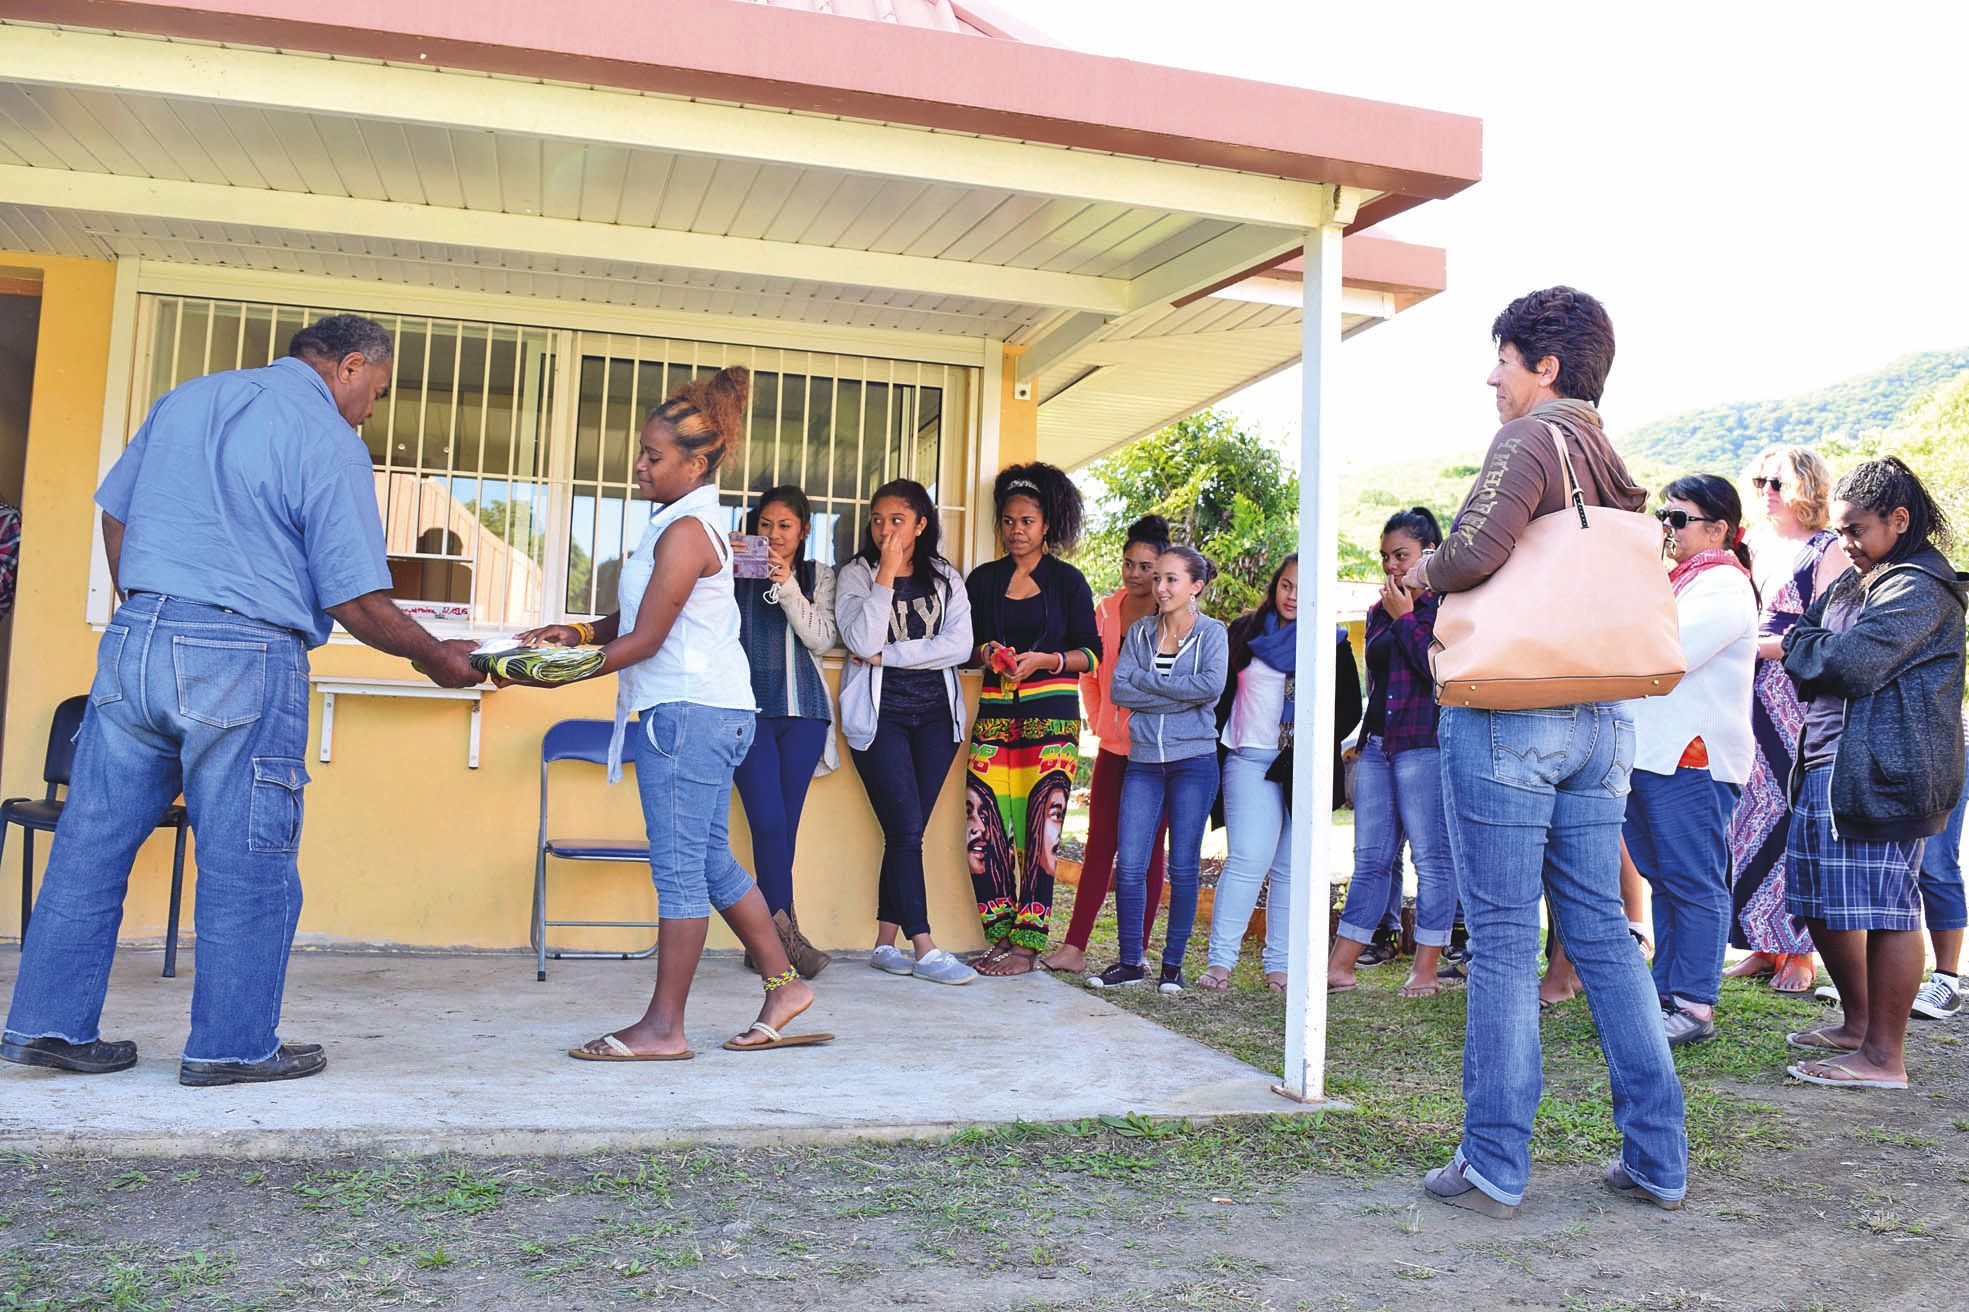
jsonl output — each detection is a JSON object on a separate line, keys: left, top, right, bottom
{"left": 0, "top": 251, "right": 988, "bottom": 954}
{"left": 999, "top": 344, "right": 1038, "bottom": 468}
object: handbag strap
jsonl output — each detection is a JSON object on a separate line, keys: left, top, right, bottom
{"left": 1543, "top": 421, "right": 1591, "bottom": 529}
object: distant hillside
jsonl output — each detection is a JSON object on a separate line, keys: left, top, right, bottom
{"left": 1619, "top": 348, "right": 1969, "bottom": 471}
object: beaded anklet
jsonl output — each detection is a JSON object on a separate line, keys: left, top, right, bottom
{"left": 762, "top": 967, "right": 799, "bottom": 992}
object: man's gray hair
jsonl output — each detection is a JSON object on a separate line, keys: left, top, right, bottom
{"left": 288, "top": 314, "right": 393, "bottom": 365}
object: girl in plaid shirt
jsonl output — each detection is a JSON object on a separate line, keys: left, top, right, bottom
{"left": 1331, "top": 507, "right": 1460, "bottom": 997}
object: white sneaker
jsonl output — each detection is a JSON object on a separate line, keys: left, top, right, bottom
{"left": 1814, "top": 983, "right": 1841, "bottom": 1006}
{"left": 1912, "top": 973, "right": 1963, "bottom": 1020}
{"left": 911, "top": 948, "right": 977, "bottom": 986}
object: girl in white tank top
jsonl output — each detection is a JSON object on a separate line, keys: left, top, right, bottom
{"left": 509, "top": 366, "right": 829, "bottom": 1062}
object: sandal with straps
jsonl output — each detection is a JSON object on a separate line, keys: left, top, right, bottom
{"left": 568, "top": 1032, "right": 694, "bottom": 1062}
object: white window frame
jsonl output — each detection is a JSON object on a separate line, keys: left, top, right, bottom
{"left": 86, "top": 260, "right": 996, "bottom": 641}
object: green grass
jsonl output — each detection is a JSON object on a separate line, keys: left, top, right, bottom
{"left": 1053, "top": 881, "right": 1806, "bottom": 1175}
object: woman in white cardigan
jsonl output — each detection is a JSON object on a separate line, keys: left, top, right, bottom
{"left": 833, "top": 479, "right": 977, "bottom": 986}
{"left": 1626, "top": 474, "right": 1760, "bottom": 1047}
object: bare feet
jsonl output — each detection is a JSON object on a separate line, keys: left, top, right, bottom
{"left": 1196, "top": 966, "right": 1231, "bottom": 990}
{"left": 1266, "top": 971, "right": 1288, "bottom": 993}
{"left": 1772, "top": 953, "right": 1818, "bottom": 993}
{"left": 1724, "top": 951, "right": 1778, "bottom": 980}
{"left": 1039, "top": 944, "right": 1086, "bottom": 973}
{"left": 727, "top": 976, "right": 815, "bottom": 1049}
{"left": 570, "top": 1024, "right": 690, "bottom": 1060}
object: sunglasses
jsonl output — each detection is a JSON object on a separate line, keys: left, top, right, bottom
{"left": 1751, "top": 476, "right": 1784, "bottom": 491}
{"left": 1654, "top": 508, "right": 1724, "bottom": 530}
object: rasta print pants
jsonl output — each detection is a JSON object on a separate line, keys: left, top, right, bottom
{"left": 967, "top": 678, "right": 1081, "bottom": 951}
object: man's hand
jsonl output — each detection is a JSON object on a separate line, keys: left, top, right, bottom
{"left": 424, "top": 639, "right": 483, "bottom": 689}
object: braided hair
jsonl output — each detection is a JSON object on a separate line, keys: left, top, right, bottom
{"left": 648, "top": 365, "right": 748, "bottom": 476}
{"left": 994, "top": 462, "right": 1085, "bottom": 556}
{"left": 1835, "top": 455, "right": 1953, "bottom": 570}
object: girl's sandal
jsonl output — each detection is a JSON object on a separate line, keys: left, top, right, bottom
{"left": 1196, "top": 968, "right": 1232, "bottom": 991}
{"left": 976, "top": 947, "right": 1038, "bottom": 976}
{"left": 1266, "top": 972, "right": 1288, "bottom": 993}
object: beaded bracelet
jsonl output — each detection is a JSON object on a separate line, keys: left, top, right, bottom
{"left": 762, "top": 966, "right": 799, "bottom": 992}
{"left": 572, "top": 620, "right": 597, "bottom": 644}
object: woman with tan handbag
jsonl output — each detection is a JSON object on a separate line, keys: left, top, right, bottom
{"left": 1408, "top": 287, "right": 1688, "bottom": 1220}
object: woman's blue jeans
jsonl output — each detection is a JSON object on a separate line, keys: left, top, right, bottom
{"left": 632, "top": 702, "right": 758, "bottom": 920}
{"left": 1205, "top": 746, "right": 1292, "bottom": 974}
{"left": 1623, "top": 766, "right": 1738, "bottom": 1007}
{"left": 1115, "top": 753, "right": 1219, "bottom": 969}
{"left": 5, "top": 595, "right": 311, "bottom": 1064}
{"left": 1340, "top": 737, "right": 1458, "bottom": 948}
{"left": 732, "top": 716, "right": 830, "bottom": 916}
{"left": 1438, "top": 704, "right": 1687, "bottom": 1206}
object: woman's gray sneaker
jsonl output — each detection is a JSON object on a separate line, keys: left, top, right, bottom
{"left": 1604, "top": 1159, "right": 1684, "bottom": 1210}
{"left": 869, "top": 944, "right": 915, "bottom": 976}
{"left": 1422, "top": 1158, "right": 1517, "bottom": 1219}
{"left": 1662, "top": 1003, "right": 1717, "bottom": 1047}
{"left": 911, "top": 949, "right": 977, "bottom": 985}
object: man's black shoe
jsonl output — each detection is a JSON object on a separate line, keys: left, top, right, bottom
{"left": 179, "top": 1043, "right": 327, "bottom": 1087}
{"left": 0, "top": 1036, "right": 138, "bottom": 1074}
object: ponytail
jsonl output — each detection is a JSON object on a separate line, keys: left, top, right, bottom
{"left": 650, "top": 364, "right": 748, "bottom": 476}
{"left": 1382, "top": 505, "right": 1443, "bottom": 549}
{"left": 1662, "top": 473, "right": 1754, "bottom": 576}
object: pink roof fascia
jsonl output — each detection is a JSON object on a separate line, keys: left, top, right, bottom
{"left": 12, "top": 0, "right": 1480, "bottom": 216}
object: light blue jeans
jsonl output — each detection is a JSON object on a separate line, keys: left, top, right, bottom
{"left": 1205, "top": 746, "right": 1292, "bottom": 975}
{"left": 633, "top": 702, "right": 758, "bottom": 920}
{"left": 6, "top": 595, "right": 310, "bottom": 1063}
{"left": 1339, "top": 737, "right": 1458, "bottom": 948}
{"left": 1438, "top": 704, "right": 1687, "bottom": 1206}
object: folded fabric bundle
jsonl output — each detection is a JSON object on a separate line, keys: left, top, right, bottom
{"left": 469, "top": 641, "right": 606, "bottom": 684}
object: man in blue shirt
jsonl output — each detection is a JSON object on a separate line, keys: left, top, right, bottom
{"left": 2, "top": 315, "right": 481, "bottom": 1087}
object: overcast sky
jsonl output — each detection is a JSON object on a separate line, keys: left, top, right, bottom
{"left": 1019, "top": 0, "right": 1969, "bottom": 465}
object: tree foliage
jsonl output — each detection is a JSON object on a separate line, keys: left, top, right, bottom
{"left": 1073, "top": 410, "right": 1376, "bottom": 619}
{"left": 1623, "top": 348, "right": 1969, "bottom": 471}
{"left": 1819, "top": 368, "right": 1969, "bottom": 569}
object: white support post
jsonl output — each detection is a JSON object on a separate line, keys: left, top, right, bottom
{"left": 1278, "top": 213, "right": 1348, "bottom": 1103}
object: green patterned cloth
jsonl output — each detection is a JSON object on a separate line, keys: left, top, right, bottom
{"left": 469, "top": 642, "right": 606, "bottom": 684}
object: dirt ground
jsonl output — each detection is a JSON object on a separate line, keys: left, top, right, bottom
{"left": 5, "top": 882, "right": 1967, "bottom": 1311}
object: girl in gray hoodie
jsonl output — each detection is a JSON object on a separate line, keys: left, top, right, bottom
{"left": 1088, "top": 547, "right": 1229, "bottom": 993}
{"left": 1781, "top": 457, "right": 1967, "bottom": 1092}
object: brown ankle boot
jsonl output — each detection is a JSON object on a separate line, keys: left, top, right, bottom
{"left": 777, "top": 908, "right": 831, "bottom": 979}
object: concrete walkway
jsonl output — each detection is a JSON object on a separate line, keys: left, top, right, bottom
{"left": 0, "top": 949, "right": 1313, "bottom": 1157}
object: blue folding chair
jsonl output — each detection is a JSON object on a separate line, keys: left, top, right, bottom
{"left": 532, "top": 719, "right": 655, "bottom": 981}
{"left": 4, "top": 695, "right": 192, "bottom": 977}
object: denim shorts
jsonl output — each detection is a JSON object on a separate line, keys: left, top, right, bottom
{"left": 631, "top": 701, "right": 758, "bottom": 920}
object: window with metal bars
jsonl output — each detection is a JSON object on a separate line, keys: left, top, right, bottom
{"left": 563, "top": 335, "right": 969, "bottom": 619}
{"left": 128, "top": 297, "right": 971, "bottom": 635}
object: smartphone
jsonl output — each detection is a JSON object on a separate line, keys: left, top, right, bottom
{"left": 729, "top": 532, "right": 773, "bottom": 579}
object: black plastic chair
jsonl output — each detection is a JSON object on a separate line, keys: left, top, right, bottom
{"left": 3, "top": 695, "right": 191, "bottom": 977}
{"left": 531, "top": 719, "right": 654, "bottom": 981}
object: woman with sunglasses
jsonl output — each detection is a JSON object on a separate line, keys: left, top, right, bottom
{"left": 1727, "top": 446, "right": 1848, "bottom": 995}
{"left": 1624, "top": 480, "right": 1759, "bottom": 1045}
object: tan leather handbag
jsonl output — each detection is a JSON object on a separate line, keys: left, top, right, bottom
{"left": 1431, "top": 424, "right": 1684, "bottom": 710}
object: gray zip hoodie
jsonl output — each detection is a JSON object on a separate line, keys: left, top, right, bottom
{"left": 1783, "top": 545, "right": 1968, "bottom": 842}
{"left": 1110, "top": 612, "right": 1229, "bottom": 764}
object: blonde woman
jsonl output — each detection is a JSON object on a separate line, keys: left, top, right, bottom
{"left": 1726, "top": 445, "right": 1848, "bottom": 995}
